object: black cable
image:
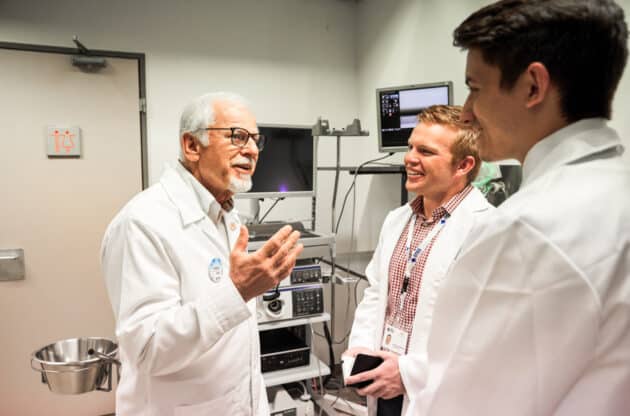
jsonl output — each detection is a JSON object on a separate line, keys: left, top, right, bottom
{"left": 262, "top": 283, "right": 280, "bottom": 301}
{"left": 319, "top": 152, "right": 396, "bottom": 387}
{"left": 334, "top": 182, "right": 355, "bottom": 234}
{"left": 330, "top": 278, "right": 362, "bottom": 345}
{"left": 323, "top": 321, "right": 335, "bottom": 386}
{"left": 317, "top": 153, "right": 395, "bottom": 389}
{"left": 257, "top": 197, "right": 285, "bottom": 223}
{"left": 334, "top": 153, "right": 395, "bottom": 234}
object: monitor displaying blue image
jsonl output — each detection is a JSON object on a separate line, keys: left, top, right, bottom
{"left": 236, "top": 124, "right": 315, "bottom": 199}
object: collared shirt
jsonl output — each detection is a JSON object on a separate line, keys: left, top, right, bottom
{"left": 175, "top": 161, "right": 233, "bottom": 247}
{"left": 384, "top": 185, "right": 473, "bottom": 352}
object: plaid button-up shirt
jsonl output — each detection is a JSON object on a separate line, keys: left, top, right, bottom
{"left": 383, "top": 185, "right": 473, "bottom": 353}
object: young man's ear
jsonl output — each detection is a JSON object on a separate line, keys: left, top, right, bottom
{"left": 181, "top": 132, "right": 201, "bottom": 162}
{"left": 524, "top": 62, "right": 551, "bottom": 109}
{"left": 456, "top": 155, "right": 476, "bottom": 178}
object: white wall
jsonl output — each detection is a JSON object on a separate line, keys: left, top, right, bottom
{"left": 355, "top": 0, "right": 630, "bottom": 164}
{"left": 0, "top": 0, "right": 361, "bottom": 234}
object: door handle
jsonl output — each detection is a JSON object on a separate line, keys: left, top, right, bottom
{"left": 0, "top": 249, "right": 25, "bottom": 281}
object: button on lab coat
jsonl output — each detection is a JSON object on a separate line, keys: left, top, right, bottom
{"left": 349, "top": 188, "right": 494, "bottom": 416}
{"left": 101, "top": 165, "right": 268, "bottom": 416}
{"left": 416, "top": 119, "right": 630, "bottom": 415}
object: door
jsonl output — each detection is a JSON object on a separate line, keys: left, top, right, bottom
{"left": 0, "top": 46, "right": 145, "bottom": 415}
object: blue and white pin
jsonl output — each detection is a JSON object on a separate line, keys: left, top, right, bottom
{"left": 208, "top": 258, "right": 223, "bottom": 283}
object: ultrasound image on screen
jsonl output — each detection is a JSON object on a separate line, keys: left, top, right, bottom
{"left": 248, "top": 126, "right": 314, "bottom": 195}
{"left": 399, "top": 87, "right": 449, "bottom": 115}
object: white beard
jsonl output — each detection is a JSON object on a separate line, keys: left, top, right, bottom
{"left": 229, "top": 174, "right": 252, "bottom": 193}
{"left": 229, "top": 156, "right": 254, "bottom": 194}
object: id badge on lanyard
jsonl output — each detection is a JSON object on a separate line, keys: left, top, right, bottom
{"left": 382, "top": 214, "right": 447, "bottom": 355}
{"left": 382, "top": 323, "right": 409, "bottom": 355}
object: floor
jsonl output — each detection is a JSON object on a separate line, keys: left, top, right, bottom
{"left": 313, "top": 364, "right": 367, "bottom": 415}
{"left": 101, "top": 366, "right": 367, "bottom": 415}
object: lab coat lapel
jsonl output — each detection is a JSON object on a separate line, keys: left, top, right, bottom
{"left": 196, "top": 218, "right": 231, "bottom": 258}
{"left": 160, "top": 166, "right": 206, "bottom": 227}
{"left": 224, "top": 211, "right": 242, "bottom": 251}
{"left": 194, "top": 211, "right": 241, "bottom": 260}
{"left": 160, "top": 165, "right": 233, "bottom": 258}
{"left": 382, "top": 205, "right": 414, "bottom": 267}
{"left": 408, "top": 189, "right": 489, "bottom": 352}
{"left": 374, "top": 205, "right": 414, "bottom": 348}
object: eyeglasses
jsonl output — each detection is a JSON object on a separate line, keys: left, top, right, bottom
{"left": 202, "top": 127, "right": 266, "bottom": 151}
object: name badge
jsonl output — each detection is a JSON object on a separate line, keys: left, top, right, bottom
{"left": 381, "top": 324, "right": 408, "bottom": 355}
{"left": 208, "top": 258, "right": 223, "bottom": 283}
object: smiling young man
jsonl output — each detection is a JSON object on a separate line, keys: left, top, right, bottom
{"left": 412, "top": 1, "right": 630, "bottom": 415}
{"left": 344, "top": 105, "right": 494, "bottom": 416}
{"left": 101, "top": 92, "right": 303, "bottom": 415}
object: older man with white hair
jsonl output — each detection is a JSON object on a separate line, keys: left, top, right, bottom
{"left": 101, "top": 92, "right": 303, "bottom": 415}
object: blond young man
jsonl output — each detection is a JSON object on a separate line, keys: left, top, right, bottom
{"left": 345, "top": 105, "right": 494, "bottom": 416}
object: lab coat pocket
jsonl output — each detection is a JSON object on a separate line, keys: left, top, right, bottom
{"left": 174, "top": 395, "right": 237, "bottom": 416}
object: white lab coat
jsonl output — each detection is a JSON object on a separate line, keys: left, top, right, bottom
{"left": 416, "top": 119, "right": 630, "bottom": 415}
{"left": 349, "top": 187, "right": 494, "bottom": 416}
{"left": 101, "top": 165, "right": 268, "bottom": 416}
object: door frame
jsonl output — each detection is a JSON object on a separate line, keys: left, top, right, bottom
{"left": 0, "top": 41, "right": 148, "bottom": 188}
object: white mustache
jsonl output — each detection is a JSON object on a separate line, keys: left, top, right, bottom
{"left": 231, "top": 156, "right": 254, "bottom": 166}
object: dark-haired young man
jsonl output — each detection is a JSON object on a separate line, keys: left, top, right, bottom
{"left": 415, "top": 1, "right": 630, "bottom": 415}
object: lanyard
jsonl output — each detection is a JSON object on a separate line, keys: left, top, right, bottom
{"left": 398, "top": 213, "right": 448, "bottom": 313}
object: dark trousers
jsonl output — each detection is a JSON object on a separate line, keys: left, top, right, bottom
{"left": 377, "top": 395, "right": 403, "bottom": 416}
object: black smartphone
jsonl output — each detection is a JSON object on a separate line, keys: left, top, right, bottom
{"left": 346, "top": 353, "right": 384, "bottom": 388}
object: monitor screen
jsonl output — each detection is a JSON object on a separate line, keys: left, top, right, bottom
{"left": 376, "top": 81, "right": 453, "bottom": 152}
{"left": 236, "top": 124, "right": 315, "bottom": 199}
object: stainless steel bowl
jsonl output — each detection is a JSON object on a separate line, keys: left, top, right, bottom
{"left": 31, "top": 337, "right": 118, "bottom": 394}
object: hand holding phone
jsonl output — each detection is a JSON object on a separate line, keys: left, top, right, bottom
{"left": 345, "top": 353, "right": 384, "bottom": 388}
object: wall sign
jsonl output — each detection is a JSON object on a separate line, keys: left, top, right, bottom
{"left": 46, "top": 126, "right": 81, "bottom": 157}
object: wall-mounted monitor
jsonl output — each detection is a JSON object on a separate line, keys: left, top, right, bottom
{"left": 376, "top": 81, "right": 453, "bottom": 152}
{"left": 236, "top": 124, "right": 316, "bottom": 199}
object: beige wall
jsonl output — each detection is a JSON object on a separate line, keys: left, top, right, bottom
{"left": 0, "top": 0, "right": 361, "bottom": 247}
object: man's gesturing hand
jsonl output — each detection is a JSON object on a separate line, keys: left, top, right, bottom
{"left": 230, "top": 225, "right": 304, "bottom": 301}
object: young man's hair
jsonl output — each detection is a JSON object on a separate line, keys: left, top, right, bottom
{"left": 453, "top": 0, "right": 628, "bottom": 122}
{"left": 417, "top": 105, "right": 481, "bottom": 182}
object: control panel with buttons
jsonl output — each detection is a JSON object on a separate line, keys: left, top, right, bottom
{"left": 291, "top": 262, "right": 322, "bottom": 284}
{"left": 292, "top": 286, "right": 324, "bottom": 317}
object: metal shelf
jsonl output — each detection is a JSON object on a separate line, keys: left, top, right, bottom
{"left": 318, "top": 165, "right": 408, "bottom": 205}
{"left": 263, "top": 354, "right": 331, "bottom": 387}
{"left": 258, "top": 313, "right": 330, "bottom": 331}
